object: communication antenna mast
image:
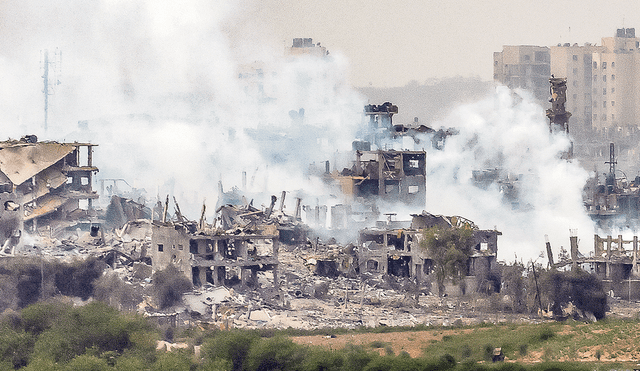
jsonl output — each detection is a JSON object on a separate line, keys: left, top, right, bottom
{"left": 41, "top": 48, "right": 62, "bottom": 132}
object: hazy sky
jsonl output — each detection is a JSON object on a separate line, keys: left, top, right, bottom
{"left": 234, "top": 0, "right": 640, "bottom": 87}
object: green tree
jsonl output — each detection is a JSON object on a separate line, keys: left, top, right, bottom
{"left": 201, "top": 330, "right": 259, "bottom": 371}
{"left": 31, "top": 301, "right": 155, "bottom": 364}
{"left": 420, "top": 226, "right": 474, "bottom": 296}
{"left": 501, "top": 262, "right": 527, "bottom": 313}
{"left": 244, "top": 336, "right": 307, "bottom": 371}
{"left": 540, "top": 269, "right": 607, "bottom": 320}
{"left": 151, "top": 264, "right": 192, "bottom": 309}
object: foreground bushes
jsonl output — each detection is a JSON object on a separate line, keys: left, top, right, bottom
{"left": 0, "top": 302, "right": 602, "bottom": 370}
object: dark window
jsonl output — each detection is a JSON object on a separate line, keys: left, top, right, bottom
{"left": 157, "top": 244, "right": 164, "bottom": 252}
{"left": 573, "top": 55, "right": 578, "bottom": 61}
{"left": 366, "top": 260, "right": 379, "bottom": 271}
{"left": 612, "top": 62, "right": 616, "bottom": 68}
{"left": 190, "top": 240, "right": 198, "bottom": 254}
{"left": 602, "top": 62, "right": 607, "bottom": 69}
{"left": 612, "top": 74, "right": 615, "bottom": 80}
{"left": 593, "top": 62, "right": 598, "bottom": 69}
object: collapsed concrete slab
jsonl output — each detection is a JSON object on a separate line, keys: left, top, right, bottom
{"left": 0, "top": 136, "right": 98, "bottom": 249}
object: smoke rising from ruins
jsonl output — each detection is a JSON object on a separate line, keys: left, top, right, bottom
{"left": 0, "top": 0, "right": 600, "bottom": 263}
{"left": 425, "top": 87, "right": 595, "bottom": 263}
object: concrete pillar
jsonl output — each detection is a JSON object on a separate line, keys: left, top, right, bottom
{"left": 273, "top": 264, "right": 279, "bottom": 289}
{"left": 241, "top": 267, "right": 249, "bottom": 286}
{"left": 618, "top": 235, "right": 624, "bottom": 252}
{"left": 634, "top": 236, "right": 639, "bottom": 275}
{"left": 212, "top": 266, "right": 221, "bottom": 286}
{"left": 198, "top": 267, "right": 206, "bottom": 287}
{"left": 570, "top": 236, "right": 578, "bottom": 271}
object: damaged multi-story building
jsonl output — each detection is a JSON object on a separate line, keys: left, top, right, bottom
{"left": 357, "top": 212, "right": 500, "bottom": 292}
{"left": 150, "top": 201, "right": 286, "bottom": 288}
{"left": 332, "top": 150, "right": 427, "bottom": 208}
{"left": 0, "top": 136, "right": 98, "bottom": 251}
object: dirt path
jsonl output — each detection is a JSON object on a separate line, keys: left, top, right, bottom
{"left": 292, "top": 329, "right": 473, "bottom": 358}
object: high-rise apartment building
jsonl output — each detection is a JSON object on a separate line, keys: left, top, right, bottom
{"left": 496, "top": 29, "right": 640, "bottom": 138}
{"left": 493, "top": 45, "right": 551, "bottom": 102}
{"left": 495, "top": 28, "right": 640, "bottom": 171}
{"left": 551, "top": 28, "right": 640, "bottom": 137}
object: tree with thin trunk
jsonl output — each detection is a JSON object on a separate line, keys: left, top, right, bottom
{"left": 420, "top": 226, "right": 474, "bottom": 296}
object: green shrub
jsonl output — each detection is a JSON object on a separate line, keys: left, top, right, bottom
{"left": 63, "top": 354, "right": 110, "bottom": 371}
{"left": 31, "top": 301, "right": 154, "bottom": 363}
{"left": 151, "top": 264, "right": 191, "bottom": 309}
{"left": 152, "top": 351, "right": 193, "bottom": 371}
{"left": 201, "top": 330, "right": 259, "bottom": 371}
{"left": 244, "top": 336, "right": 307, "bottom": 371}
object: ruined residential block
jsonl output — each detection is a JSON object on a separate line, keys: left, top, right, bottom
{"left": 0, "top": 137, "right": 98, "bottom": 247}
{"left": 358, "top": 212, "right": 500, "bottom": 283}
{"left": 150, "top": 221, "right": 279, "bottom": 288}
{"left": 332, "top": 150, "right": 426, "bottom": 208}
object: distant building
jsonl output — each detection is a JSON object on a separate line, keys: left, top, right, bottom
{"left": 493, "top": 45, "right": 551, "bottom": 102}
{"left": 495, "top": 28, "right": 640, "bottom": 139}
{"left": 285, "top": 38, "right": 329, "bottom": 58}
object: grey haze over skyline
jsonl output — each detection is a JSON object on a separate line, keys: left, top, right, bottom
{"left": 238, "top": 0, "right": 640, "bottom": 87}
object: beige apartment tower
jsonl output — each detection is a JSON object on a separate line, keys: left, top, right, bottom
{"left": 551, "top": 28, "right": 640, "bottom": 137}
{"left": 493, "top": 45, "right": 551, "bottom": 102}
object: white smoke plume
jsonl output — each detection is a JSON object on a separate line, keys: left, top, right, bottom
{"left": 425, "top": 87, "right": 595, "bottom": 263}
{"left": 0, "top": 0, "right": 597, "bottom": 263}
{"left": 0, "top": 0, "right": 365, "bottom": 218}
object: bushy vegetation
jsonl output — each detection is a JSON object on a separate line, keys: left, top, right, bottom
{"left": 3, "top": 301, "right": 634, "bottom": 370}
{"left": 151, "top": 264, "right": 192, "bottom": 309}
{"left": 0, "top": 257, "right": 106, "bottom": 311}
{"left": 0, "top": 301, "right": 157, "bottom": 369}
{"left": 541, "top": 269, "right": 608, "bottom": 320}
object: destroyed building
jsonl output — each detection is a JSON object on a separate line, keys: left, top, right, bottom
{"left": 150, "top": 199, "right": 295, "bottom": 288}
{"left": 584, "top": 142, "right": 640, "bottom": 230}
{"left": 150, "top": 221, "right": 279, "bottom": 287}
{"left": 286, "top": 38, "right": 329, "bottom": 58}
{"left": 357, "top": 212, "right": 500, "bottom": 290}
{"left": 332, "top": 150, "right": 427, "bottom": 207}
{"left": 0, "top": 136, "right": 98, "bottom": 250}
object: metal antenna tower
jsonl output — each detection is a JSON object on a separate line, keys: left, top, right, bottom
{"left": 41, "top": 48, "right": 62, "bottom": 132}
